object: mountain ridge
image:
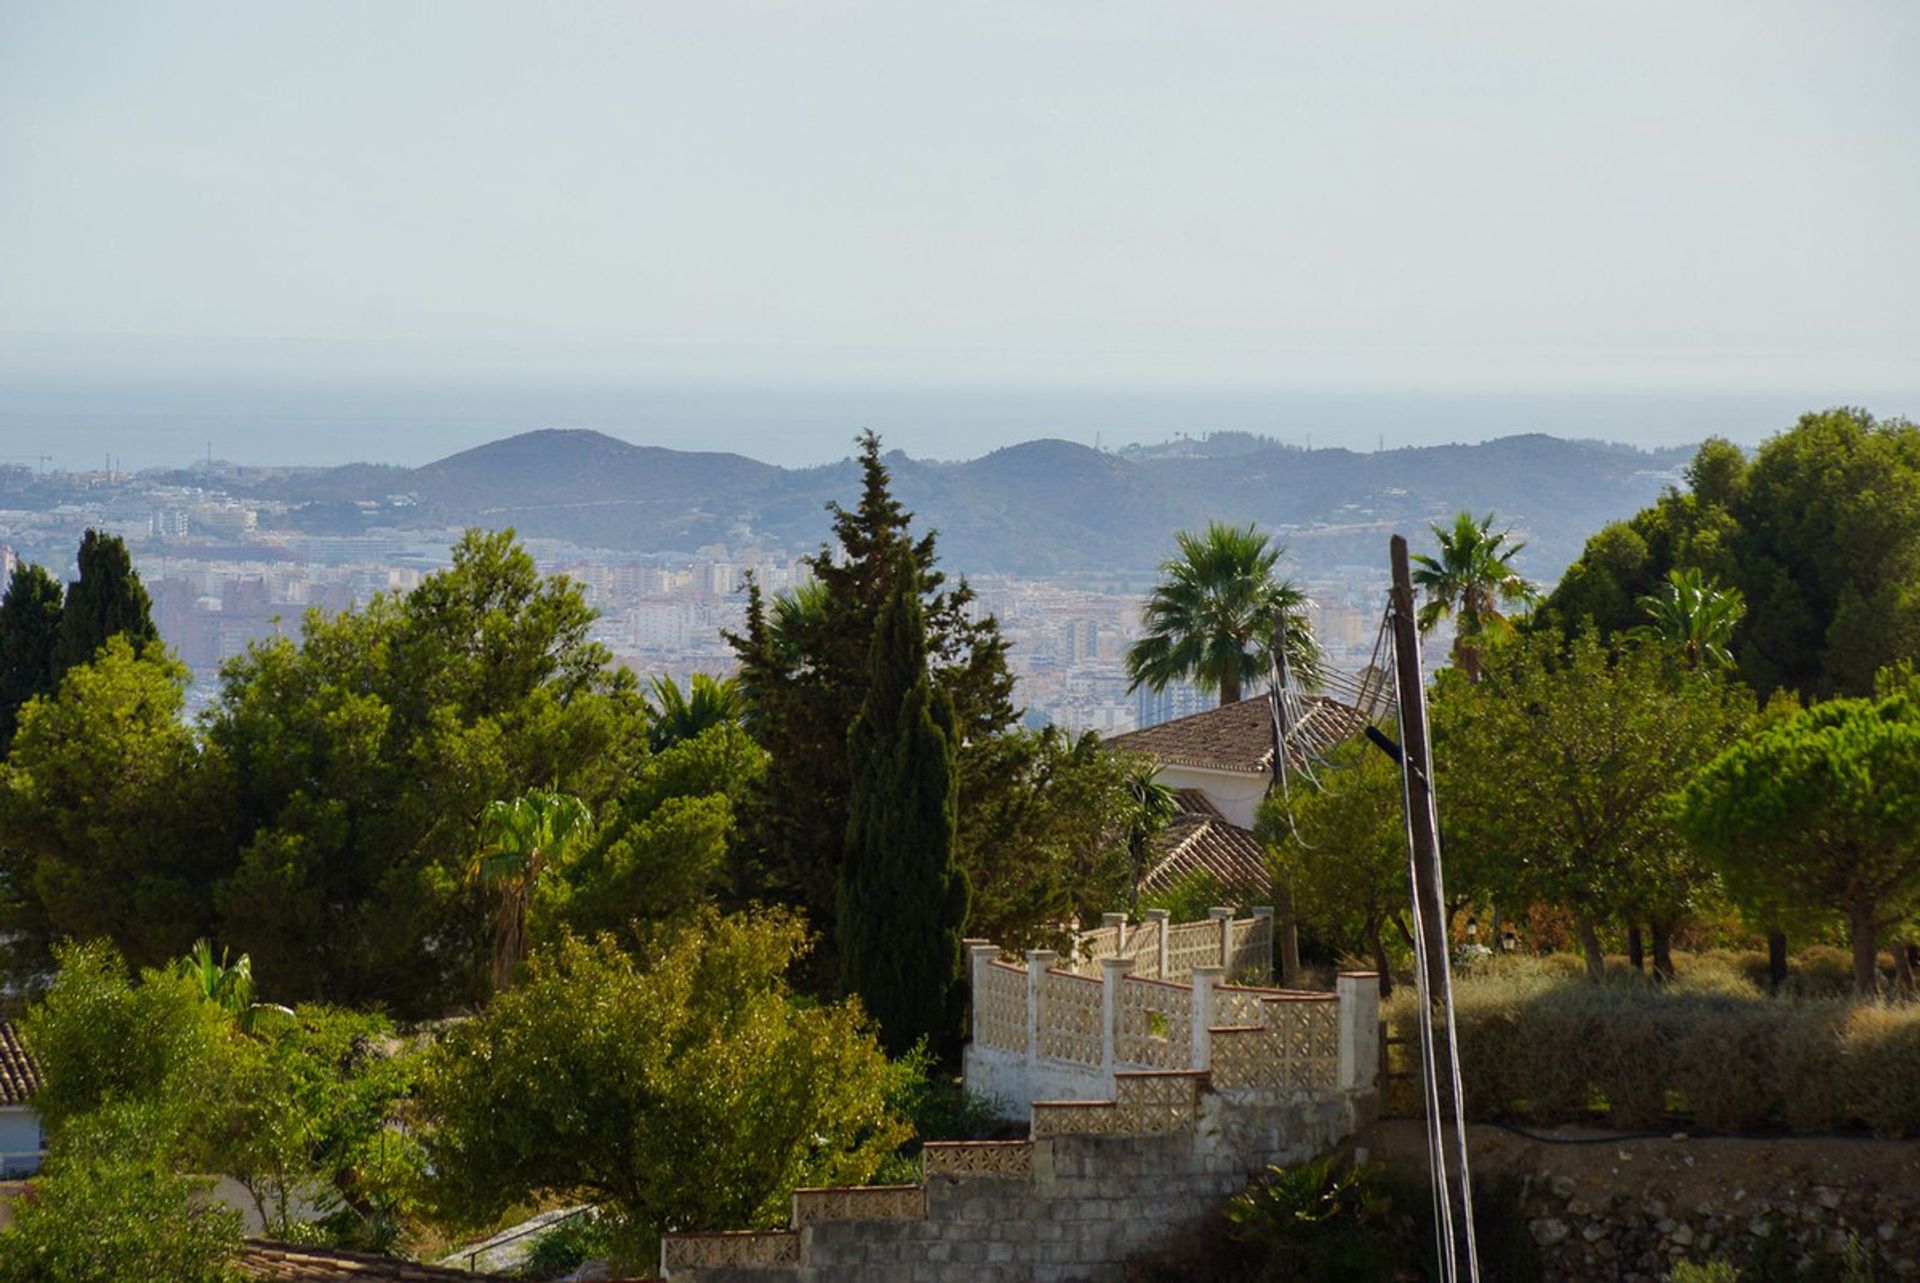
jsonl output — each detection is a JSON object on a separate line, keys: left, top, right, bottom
{"left": 260, "top": 428, "right": 1691, "bottom": 579}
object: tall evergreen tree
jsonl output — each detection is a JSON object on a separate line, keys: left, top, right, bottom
{"left": 0, "top": 561, "right": 64, "bottom": 753}
{"left": 838, "top": 552, "right": 968, "bottom": 1057}
{"left": 727, "top": 432, "right": 1014, "bottom": 982}
{"left": 52, "top": 530, "right": 157, "bottom": 678}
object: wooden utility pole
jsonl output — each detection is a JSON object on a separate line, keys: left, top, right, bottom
{"left": 1388, "top": 535, "right": 1448, "bottom": 1001}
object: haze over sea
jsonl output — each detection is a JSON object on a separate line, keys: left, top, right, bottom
{"left": 7, "top": 377, "right": 1911, "bottom": 473}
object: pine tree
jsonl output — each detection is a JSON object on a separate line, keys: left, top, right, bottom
{"left": 52, "top": 530, "right": 158, "bottom": 678}
{"left": 0, "top": 562, "right": 65, "bottom": 754}
{"left": 839, "top": 551, "right": 969, "bottom": 1057}
{"left": 726, "top": 432, "right": 1014, "bottom": 986}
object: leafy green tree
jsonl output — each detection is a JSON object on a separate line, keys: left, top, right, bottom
{"left": 210, "top": 529, "right": 647, "bottom": 1014}
{"left": 1674, "top": 678, "right": 1920, "bottom": 995}
{"left": 0, "top": 1104, "right": 244, "bottom": 1283}
{"left": 947, "top": 727, "right": 1138, "bottom": 952}
{"left": 1632, "top": 568, "right": 1745, "bottom": 671}
{"left": 1545, "top": 410, "right": 1920, "bottom": 700}
{"left": 0, "top": 561, "right": 63, "bottom": 755}
{"left": 1436, "top": 633, "right": 1751, "bottom": 979}
{"left": 20, "top": 941, "right": 235, "bottom": 1149}
{"left": 1125, "top": 521, "right": 1319, "bottom": 706}
{"left": 474, "top": 791, "right": 594, "bottom": 992}
{"left": 1410, "top": 511, "right": 1537, "bottom": 681}
{"left": 542, "top": 722, "right": 768, "bottom": 940}
{"left": 644, "top": 673, "right": 744, "bottom": 752}
{"left": 51, "top": 528, "right": 157, "bottom": 679}
{"left": 0, "top": 637, "right": 230, "bottom": 972}
{"left": 727, "top": 434, "right": 1015, "bottom": 984}
{"left": 417, "top": 912, "right": 907, "bottom": 1268}
{"left": 1259, "top": 740, "right": 1409, "bottom": 995}
{"left": 839, "top": 556, "right": 968, "bottom": 1056}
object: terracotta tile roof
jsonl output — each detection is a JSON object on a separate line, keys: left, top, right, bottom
{"left": 1140, "top": 809, "right": 1269, "bottom": 900}
{"left": 0, "top": 1024, "right": 42, "bottom": 1107}
{"left": 1108, "top": 693, "right": 1367, "bottom": 776}
{"left": 1171, "top": 788, "right": 1222, "bottom": 819}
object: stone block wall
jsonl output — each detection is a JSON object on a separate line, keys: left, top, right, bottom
{"left": 668, "top": 1082, "right": 1375, "bottom": 1283}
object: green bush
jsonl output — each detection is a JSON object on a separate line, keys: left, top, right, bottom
{"left": 519, "top": 1212, "right": 609, "bottom": 1281}
{"left": 1395, "top": 957, "right": 1920, "bottom": 1134}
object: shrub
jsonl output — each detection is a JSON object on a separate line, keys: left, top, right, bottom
{"left": 1395, "top": 956, "right": 1920, "bottom": 1134}
{"left": 519, "top": 1212, "right": 609, "bottom": 1281}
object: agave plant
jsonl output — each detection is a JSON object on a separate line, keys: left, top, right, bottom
{"left": 1633, "top": 567, "right": 1745, "bottom": 671}
{"left": 474, "top": 791, "right": 593, "bottom": 992}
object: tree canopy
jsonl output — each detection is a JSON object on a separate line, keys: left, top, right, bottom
{"left": 1410, "top": 511, "right": 1536, "bottom": 682}
{"left": 417, "top": 911, "right": 906, "bottom": 1268}
{"left": 1674, "top": 674, "right": 1920, "bottom": 994}
{"left": 51, "top": 528, "right": 157, "bottom": 680}
{"left": 0, "top": 560, "right": 64, "bottom": 755}
{"left": 1542, "top": 408, "right": 1920, "bottom": 699}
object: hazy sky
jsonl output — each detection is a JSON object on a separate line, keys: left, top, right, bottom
{"left": 2, "top": 1, "right": 1917, "bottom": 465}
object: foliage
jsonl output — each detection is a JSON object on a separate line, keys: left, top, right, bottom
{"left": 1260, "top": 738, "right": 1408, "bottom": 992}
{"left": 1674, "top": 678, "right": 1920, "bottom": 994}
{"left": 215, "top": 1004, "right": 422, "bottom": 1240}
{"left": 210, "top": 528, "right": 647, "bottom": 1014}
{"left": 0, "top": 1105, "right": 244, "bottom": 1283}
{"left": 474, "top": 791, "right": 593, "bottom": 992}
{"left": 881, "top": 1044, "right": 1007, "bottom": 1146}
{"left": 0, "top": 637, "right": 231, "bottom": 971}
{"left": 1125, "top": 520, "right": 1319, "bottom": 706}
{"left": 1633, "top": 567, "right": 1746, "bottom": 671}
{"left": 1138, "top": 869, "right": 1237, "bottom": 926}
{"left": 177, "top": 939, "right": 293, "bottom": 1035}
{"left": 1672, "top": 1263, "right": 1741, "bottom": 1283}
{"left": 50, "top": 528, "right": 158, "bottom": 680}
{"left": 949, "top": 726, "right": 1137, "bottom": 952}
{"left": 1436, "top": 632, "right": 1751, "bottom": 978}
{"left": 727, "top": 432, "right": 1017, "bottom": 986}
{"left": 20, "top": 941, "right": 234, "bottom": 1151}
{"left": 1543, "top": 409, "right": 1920, "bottom": 699}
{"left": 1410, "top": 510, "right": 1538, "bottom": 681}
{"left": 540, "top": 722, "right": 766, "bottom": 939}
{"left": 644, "top": 673, "right": 744, "bottom": 752}
{"left": 417, "top": 911, "right": 908, "bottom": 1267}
{"left": 520, "top": 1211, "right": 611, "bottom": 1281}
{"left": 1122, "top": 758, "right": 1180, "bottom": 907}
{"left": 0, "top": 560, "right": 63, "bottom": 754}
{"left": 1394, "top": 956, "right": 1920, "bottom": 1134}
{"left": 1223, "top": 1159, "right": 1405, "bottom": 1281}
{"left": 839, "top": 556, "right": 968, "bottom": 1056}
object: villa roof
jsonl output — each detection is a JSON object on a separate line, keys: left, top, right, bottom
{"left": 1107, "top": 693, "right": 1368, "bottom": 777}
{"left": 0, "top": 1024, "right": 42, "bottom": 1107}
{"left": 1139, "top": 793, "right": 1268, "bottom": 899}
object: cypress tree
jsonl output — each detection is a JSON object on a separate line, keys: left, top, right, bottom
{"left": 839, "top": 550, "right": 970, "bottom": 1058}
{"left": 52, "top": 529, "right": 157, "bottom": 679}
{"left": 0, "top": 562, "right": 65, "bottom": 754}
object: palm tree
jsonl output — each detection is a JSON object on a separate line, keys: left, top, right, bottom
{"left": 1126, "top": 522, "right": 1320, "bottom": 707}
{"left": 644, "top": 673, "right": 744, "bottom": 752}
{"left": 474, "top": 791, "right": 593, "bottom": 992}
{"left": 1409, "top": 511, "right": 1537, "bottom": 682}
{"left": 1633, "top": 568, "right": 1745, "bottom": 671}
{"left": 1122, "top": 760, "right": 1181, "bottom": 910}
{"left": 177, "top": 940, "right": 293, "bottom": 1035}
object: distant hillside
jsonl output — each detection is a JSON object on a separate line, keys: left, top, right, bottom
{"left": 259, "top": 429, "right": 1691, "bottom": 580}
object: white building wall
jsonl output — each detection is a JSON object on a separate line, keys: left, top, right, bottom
{"left": 1150, "top": 764, "right": 1269, "bottom": 830}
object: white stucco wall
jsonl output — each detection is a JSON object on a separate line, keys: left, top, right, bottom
{"left": 0, "top": 1107, "right": 43, "bottom": 1178}
{"left": 1151, "top": 764, "right": 1269, "bottom": 830}
{"left": 962, "top": 1044, "right": 1111, "bottom": 1122}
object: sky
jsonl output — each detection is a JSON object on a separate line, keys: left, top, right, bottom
{"left": 1, "top": 0, "right": 1917, "bottom": 469}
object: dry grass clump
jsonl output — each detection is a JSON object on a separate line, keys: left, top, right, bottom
{"left": 1389, "top": 955, "right": 1920, "bottom": 1135}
